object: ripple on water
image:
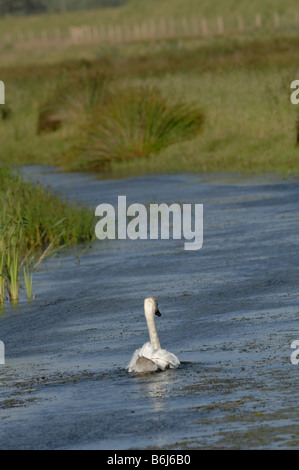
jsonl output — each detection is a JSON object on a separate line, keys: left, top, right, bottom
{"left": 0, "top": 167, "right": 298, "bottom": 449}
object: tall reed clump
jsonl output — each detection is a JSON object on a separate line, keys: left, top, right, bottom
{"left": 79, "top": 86, "right": 204, "bottom": 170}
{"left": 37, "top": 74, "right": 109, "bottom": 134}
{"left": 23, "top": 265, "right": 33, "bottom": 301}
{"left": 0, "top": 166, "right": 95, "bottom": 305}
{"left": 0, "top": 218, "right": 23, "bottom": 304}
{"left": 0, "top": 240, "right": 5, "bottom": 306}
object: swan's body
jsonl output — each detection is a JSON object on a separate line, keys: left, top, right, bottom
{"left": 127, "top": 297, "right": 180, "bottom": 373}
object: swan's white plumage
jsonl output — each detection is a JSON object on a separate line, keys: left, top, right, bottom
{"left": 127, "top": 297, "right": 180, "bottom": 373}
{"left": 127, "top": 342, "right": 180, "bottom": 372}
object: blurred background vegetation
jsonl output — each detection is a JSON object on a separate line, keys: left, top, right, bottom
{"left": 1, "top": 0, "right": 299, "bottom": 303}
{"left": 0, "top": 0, "right": 127, "bottom": 16}
{"left": 1, "top": 0, "right": 299, "bottom": 176}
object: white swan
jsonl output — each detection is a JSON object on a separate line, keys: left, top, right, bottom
{"left": 127, "top": 297, "right": 180, "bottom": 373}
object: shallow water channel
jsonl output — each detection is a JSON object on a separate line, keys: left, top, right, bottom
{"left": 0, "top": 166, "right": 298, "bottom": 449}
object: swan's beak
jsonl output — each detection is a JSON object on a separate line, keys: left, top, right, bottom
{"left": 155, "top": 309, "right": 161, "bottom": 317}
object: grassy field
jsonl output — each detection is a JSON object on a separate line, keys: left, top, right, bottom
{"left": 2, "top": 0, "right": 299, "bottom": 68}
{"left": 1, "top": 0, "right": 299, "bottom": 177}
{"left": 1, "top": 0, "right": 299, "bottom": 37}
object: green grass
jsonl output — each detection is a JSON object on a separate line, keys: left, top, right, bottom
{"left": 23, "top": 264, "right": 33, "bottom": 301}
{"left": 1, "top": 0, "right": 299, "bottom": 68}
{"left": 1, "top": 1, "right": 299, "bottom": 176}
{"left": 77, "top": 85, "right": 204, "bottom": 170}
{"left": 0, "top": 167, "right": 95, "bottom": 248}
{"left": 0, "top": 166, "right": 95, "bottom": 305}
{"left": 0, "top": 1, "right": 298, "bottom": 308}
{"left": 37, "top": 72, "right": 109, "bottom": 134}
{"left": 1, "top": 0, "right": 298, "bottom": 37}
{"left": 1, "top": 33, "right": 299, "bottom": 176}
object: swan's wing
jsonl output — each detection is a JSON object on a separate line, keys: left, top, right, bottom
{"left": 127, "top": 343, "right": 158, "bottom": 373}
{"left": 134, "top": 357, "right": 158, "bottom": 373}
{"left": 127, "top": 342, "right": 180, "bottom": 372}
{"left": 151, "top": 348, "right": 180, "bottom": 370}
{"left": 126, "top": 347, "right": 142, "bottom": 372}
{"left": 141, "top": 343, "right": 180, "bottom": 370}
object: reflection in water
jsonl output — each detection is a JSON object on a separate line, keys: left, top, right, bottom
{"left": 134, "top": 370, "right": 177, "bottom": 412}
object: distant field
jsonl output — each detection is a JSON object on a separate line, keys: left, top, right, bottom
{"left": 1, "top": 0, "right": 299, "bottom": 177}
{"left": 1, "top": 0, "right": 299, "bottom": 34}
{"left": 0, "top": 0, "right": 299, "bottom": 46}
{"left": 1, "top": 34, "right": 299, "bottom": 176}
{"left": 1, "top": 0, "right": 299, "bottom": 68}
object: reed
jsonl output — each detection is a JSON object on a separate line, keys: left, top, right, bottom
{"left": 0, "top": 165, "right": 95, "bottom": 305}
{"left": 0, "top": 243, "right": 6, "bottom": 306}
{"left": 23, "top": 265, "right": 33, "bottom": 301}
{"left": 6, "top": 245, "right": 20, "bottom": 305}
{"left": 0, "top": 218, "right": 22, "bottom": 305}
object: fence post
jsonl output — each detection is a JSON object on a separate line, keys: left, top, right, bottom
{"left": 99, "top": 24, "right": 106, "bottom": 42}
{"left": 92, "top": 26, "right": 99, "bottom": 42}
{"left": 141, "top": 22, "right": 147, "bottom": 40}
{"left": 181, "top": 17, "right": 189, "bottom": 36}
{"left": 149, "top": 19, "right": 156, "bottom": 39}
{"left": 41, "top": 30, "right": 47, "bottom": 44}
{"left": 201, "top": 18, "right": 209, "bottom": 36}
{"left": 168, "top": 17, "right": 176, "bottom": 37}
{"left": 255, "top": 13, "right": 261, "bottom": 28}
{"left": 69, "top": 27, "right": 76, "bottom": 44}
{"left": 108, "top": 24, "right": 115, "bottom": 42}
{"left": 87, "top": 25, "right": 93, "bottom": 42}
{"left": 191, "top": 17, "right": 199, "bottom": 35}
{"left": 237, "top": 14, "right": 244, "bottom": 31}
{"left": 217, "top": 16, "right": 224, "bottom": 34}
{"left": 124, "top": 24, "right": 131, "bottom": 42}
{"left": 273, "top": 12, "right": 280, "bottom": 28}
{"left": 115, "top": 24, "right": 122, "bottom": 43}
{"left": 159, "top": 18, "right": 166, "bottom": 38}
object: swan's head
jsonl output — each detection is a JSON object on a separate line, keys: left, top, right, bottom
{"left": 144, "top": 297, "right": 161, "bottom": 318}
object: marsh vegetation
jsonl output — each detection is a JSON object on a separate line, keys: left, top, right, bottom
{"left": 0, "top": 167, "right": 95, "bottom": 305}
{"left": 1, "top": 33, "right": 299, "bottom": 176}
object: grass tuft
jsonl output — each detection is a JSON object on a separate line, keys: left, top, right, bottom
{"left": 79, "top": 86, "right": 204, "bottom": 170}
{"left": 37, "top": 74, "right": 109, "bottom": 134}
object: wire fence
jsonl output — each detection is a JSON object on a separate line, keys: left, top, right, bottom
{"left": 3, "top": 11, "right": 299, "bottom": 49}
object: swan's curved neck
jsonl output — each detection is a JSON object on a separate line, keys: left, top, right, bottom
{"left": 145, "top": 314, "right": 161, "bottom": 349}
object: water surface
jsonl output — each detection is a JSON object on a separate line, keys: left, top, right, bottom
{"left": 0, "top": 167, "right": 298, "bottom": 449}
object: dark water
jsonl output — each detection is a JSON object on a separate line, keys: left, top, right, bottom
{"left": 0, "top": 166, "right": 298, "bottom": 449}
